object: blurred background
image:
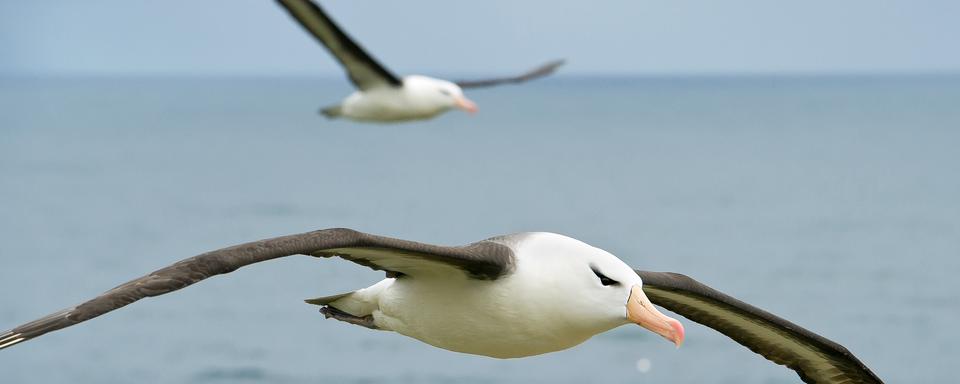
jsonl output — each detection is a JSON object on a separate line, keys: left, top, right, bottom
{"left": 1, "top": 1, "right": 958, "bottom": 383}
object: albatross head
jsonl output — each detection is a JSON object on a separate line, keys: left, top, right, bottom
{"left": 508, "top": 233, "right": 685, "bottom": 349}
{"left": 404, "top": 76, "right": 477, "bottom": 114}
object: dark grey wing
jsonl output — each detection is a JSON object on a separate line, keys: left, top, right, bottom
{"left": 0, "top": 228, "right": 513, "bottom": 350}
{"left": 277, "top": 0, "right": 401, "bottom": 90}
{"left": 455, "top": 59, "right": 565, "bottom": 89}
{"left": 311, "top": 232, "right": 513, "bottom": 280}
{"left": 636, "top": 271, "right": 884, "bottom": 384}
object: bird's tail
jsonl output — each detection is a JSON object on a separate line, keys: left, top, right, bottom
{"left": 319, "top": 104, "right": 343, "bottom": 119}
{"left": 306, "top": 279, "right": 391, "bottom": 316}
{"left": 304, "top": 291, "right": 352, "bottom": 306}
{"left": 306, "top": 291, "right": 380, "bottom": 329}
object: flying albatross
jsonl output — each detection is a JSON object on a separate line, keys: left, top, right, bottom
{"left": 276, "top": 0, "right": 565, "bottom": 122}
{"left": 0, "top": 228, "right": 883, "bottom": 383}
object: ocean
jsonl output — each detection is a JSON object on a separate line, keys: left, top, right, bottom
{"left": 1, "top": 75, "right": 958, "bottom": 383}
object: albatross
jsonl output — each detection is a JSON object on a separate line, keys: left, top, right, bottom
{"left": 0, "top": 228, "right": 883, "bottom": 383}
{"left": 276, "top": 0, "right": 565, "bottom": 122}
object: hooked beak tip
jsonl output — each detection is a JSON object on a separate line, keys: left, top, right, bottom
{"left": 455, "top": 96, "right": 478, "bottom": 114}
{"left": 668, "top": 318, "right": 685, "bottom": 348}
{"left": 627, "top": 285, "right": 685, "bottom": 348}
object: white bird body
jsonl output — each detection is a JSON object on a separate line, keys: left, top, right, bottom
{"left": 334, "top": 76, "right": 471, "bottom": 122}
{"left": 323, "top": 233, "right": 644, "bottom": 358}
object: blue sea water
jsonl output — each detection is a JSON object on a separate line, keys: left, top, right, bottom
{"left": 0, "top": 75, "right": 958, "bottom": 383}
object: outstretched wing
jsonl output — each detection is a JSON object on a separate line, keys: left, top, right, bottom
{"left": 277, "top": 0, "right": 402, "bottom": 90}
{"left": 0, "top": 228, "right": 514, "bottom": 350}
{"left": 636, "top": 270, "right": 884, "bottom": 384}
{"left": 455, "top": 59, "right": 565, "bottom": 89}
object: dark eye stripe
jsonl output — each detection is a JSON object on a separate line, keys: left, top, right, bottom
{"left": 592, "top": 267, "right": 619, "bottom": 286}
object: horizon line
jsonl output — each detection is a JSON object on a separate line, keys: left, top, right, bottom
{"left": 2, "top": 70, "right": 959, "bottom": 81}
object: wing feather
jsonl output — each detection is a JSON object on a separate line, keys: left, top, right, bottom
{"left": 455, "top": 59, "right": 565, "bottom": 89}
{"left": 277, "top": 0, "right": 402, "bottom": 90}
{"left": 0, "top": 228, "right": 513, "bottom": 350}
{"left": 636, "top": 270, "right": 884, "bottom": 384}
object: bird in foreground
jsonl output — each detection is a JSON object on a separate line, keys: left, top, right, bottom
{"left": 1, "top": 229, "right": 883, "bottom": 383}
{"left": 276, "top": 0, "right": 565, "bottom": 123}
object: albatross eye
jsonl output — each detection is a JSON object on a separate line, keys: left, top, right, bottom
{"left": 592, "top": 268, "right": 619, "bottom": 286}
{"left": 438, "top": 89, "right": 452, "bottom": 96}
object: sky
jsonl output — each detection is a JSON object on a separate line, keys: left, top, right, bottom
{"left": 1, "top": 0, "right": 958, "bottom": 77}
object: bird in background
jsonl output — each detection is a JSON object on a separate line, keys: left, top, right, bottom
{"left": 276, "top": 0, "right": 565, "bottom": 123}
{"left": 0, "top": 228, "right": 883, "bottom": 384}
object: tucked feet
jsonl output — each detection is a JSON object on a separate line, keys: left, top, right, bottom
{"left": 318, "top": 306, "right": 377, "bottom": 329}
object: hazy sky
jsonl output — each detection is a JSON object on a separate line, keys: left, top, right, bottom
{"left": 1, "top": 0, "right": 958, "bottom": 76}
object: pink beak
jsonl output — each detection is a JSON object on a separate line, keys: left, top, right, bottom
{"left": 627, "top": 285, "right": 685, "bottom": 348}
{"left": 454, "top": 95, "right": 478, "bottom": 114}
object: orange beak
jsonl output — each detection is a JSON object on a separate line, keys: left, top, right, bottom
{"left": 627, "top": 285, "right": 685, "bottom": 348}
{"left": 454, "top": 95, "right": 478, "bottom": 114}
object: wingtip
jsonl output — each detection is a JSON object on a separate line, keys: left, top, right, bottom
{"left": 541, "top": 59, "right": 567, "bottom": 71}
{"left": 0, "top": 331, "right": 25, "bottom": 350}
{"left": 533, "top": 59, "right": 566, "bottom": 77}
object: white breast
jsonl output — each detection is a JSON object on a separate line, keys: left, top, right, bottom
{"left": 340, "top": 76, "right": 451, "bottom": 122}
{"left": 370, "top": 233, "right": 629, "bottom": 358}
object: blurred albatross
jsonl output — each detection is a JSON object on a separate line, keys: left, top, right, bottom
{"left": 0, "top": 228, "right": 882, "bottom": 383}
{"left": 276, "top": 0, "right": 564, "bottom": 122}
